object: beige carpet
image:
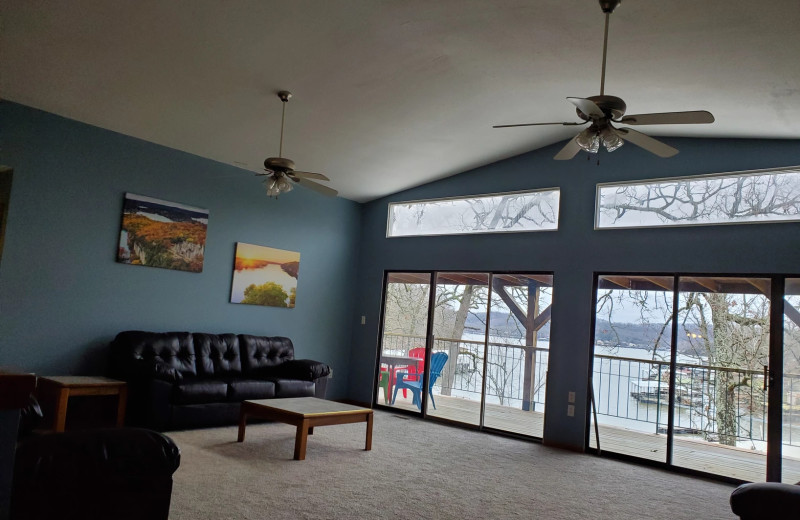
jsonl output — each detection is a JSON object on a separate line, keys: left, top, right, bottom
{"left": 167, "top": 410, "right": 736, "bottom": 520}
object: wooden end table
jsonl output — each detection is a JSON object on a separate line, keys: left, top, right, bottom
{"left": 36, "top": 376, "right": 127, "bottom": 432}
{"left": 237, "top": 397, "right": 373, "bottom": 460}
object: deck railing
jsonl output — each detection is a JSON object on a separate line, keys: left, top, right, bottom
{"left": 380, "top": 333, "right": 800, "bottom": 447}
{"left": 381, "top": 333, "right": 549, "bottom": 410}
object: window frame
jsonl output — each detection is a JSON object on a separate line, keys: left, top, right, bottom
{"left": 386, "top": 187, "right": 561, "bottom": 238}
{"left": 594, "top": 165, "right": 800, "bottom": 230}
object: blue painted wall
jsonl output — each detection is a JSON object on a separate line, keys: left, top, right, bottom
{"left": 350, "top": 136, "right": 800, "bottom": 449}
{"left": 0, "top": 101, "right": 361, "bottom": 399}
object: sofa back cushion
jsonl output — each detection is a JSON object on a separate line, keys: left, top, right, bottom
{"left": 194, "top": 333, "right": 242, "bottom": 377}
{"left": 111, "top": 331, "right": 198, "bottom": 380}
{"left": 239, "top": 335, "right": 294, "bottom": 375}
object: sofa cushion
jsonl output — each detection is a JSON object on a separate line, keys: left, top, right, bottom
{"left": 171, "top": 381, "right": 228, "bottom": 405}
{"left": 227, "top": 380, "right": 276, "bottom": 401}
{"left": 272, "top": 379, "right": 315, "bottom": 398}
{"left": 194, "top": 333, "right": 242, "bottom": 377}
{"left": 113, "top": 331, "right": 198, "bottom": 379}
{"left": 240, "top": 335, "right": 294, "bottom": 374}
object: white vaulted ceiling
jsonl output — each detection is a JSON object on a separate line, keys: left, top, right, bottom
{"left": 2, "top": 0, "right": 799, "bottom": 201}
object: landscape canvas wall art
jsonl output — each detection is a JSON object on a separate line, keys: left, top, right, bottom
{"left": 117, "top": 193, "right": 208, "bottom": 273}
{"left": 230, "top": 242, "right": 299, "bottom": 308}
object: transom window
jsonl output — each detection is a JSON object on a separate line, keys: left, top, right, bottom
{"left": 387, "top": 188, "right": 560, "bottom": 237}
{"left": 596, "top": 166, "right": 800, "bottom": 229}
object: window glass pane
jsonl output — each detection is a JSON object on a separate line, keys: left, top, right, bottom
{"left": 482, "top": 274, "right": 553, "bottom": 438}
{"left": 426, "top": 273, "right": 490, "bottom": 424}
{"left": 388, "top": 189, "right": 560, "bottom": 237}
{"left": 377, "top": 272, "right": 431, "bottom": 412}
{"left": 590, "top": 275, "right": 674, "bottom": 462}
{"left": 784, "top": 279, "right": 800, "bottom": 483}
{"left": 596, "top": 166, "right": 800, "bottom": 229}
{"left": 672, "top": 276, "right": 770, "bottom": 481}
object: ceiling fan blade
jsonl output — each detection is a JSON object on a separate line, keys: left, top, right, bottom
{"left": 296, "top": 177, "right": 338, "bottom": 197}
{"left": 614, "top": 128, "right": 679, "bottom": 158}
{"left": 618, "top": 110, "right": 715, "bottom": 126}
{"left": 291, "top": 170, "right": 330, "bottom": 181}
{"left": 493, "top": 122, "right": 586, "bottom": 129}
{"left": 553, "top": 135, "right": 583, "bottom": 160}
{"left": 566, "top": 97, "right": 604, "bottom": 119}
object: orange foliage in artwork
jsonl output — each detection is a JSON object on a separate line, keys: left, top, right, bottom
{"left": 123, "top": 214, "right": 207, "bottom": 247}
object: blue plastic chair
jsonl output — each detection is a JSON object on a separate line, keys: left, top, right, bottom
{"left": 392, "top": 352, "right": 448, "bottom": 411}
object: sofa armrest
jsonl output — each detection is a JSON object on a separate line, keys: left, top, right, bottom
{"left": 730, "top": 482, "right": 800, "bottom": 519}
{"left": 274, "top": 359, "right": 331, "bottom": 381}
{"left": 12, "top": 428, "right": 181, "bottom": 520}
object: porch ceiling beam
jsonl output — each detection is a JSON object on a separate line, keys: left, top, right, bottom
{"left": 602, "top": 276, "right": 632, "bottom": 290}
{"left": 684, "top": 277, "right": 720, "bottom": 292}
{"left": 530, "top": 304, "right": 552, "bottom": 332}
{"left": 492, "top": 278, "right": 527, "bottom": 325}
{"left": 643, "top": 277, "right": 673, "bottom": 291}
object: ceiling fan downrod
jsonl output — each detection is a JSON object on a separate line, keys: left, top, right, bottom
{"left": 277, "top": 90, "right": 292, "bottom": 157}
{"left": 598, "top": 0, "right": 621, "bottom": 96}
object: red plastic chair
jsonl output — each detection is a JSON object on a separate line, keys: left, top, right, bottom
{"left": 393, "top": 347, "right": 425, "bottom": 399}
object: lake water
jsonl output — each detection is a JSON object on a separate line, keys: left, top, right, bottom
{"left": 230, "top": 264, "right": 297, "bottom": 304}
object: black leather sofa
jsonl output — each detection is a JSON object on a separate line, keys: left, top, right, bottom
{"left": 109, "top": 331, "right": 332, "bottom": 430}
{"left": 12, "top": 427, "right": 180, "bottom": 520}
{"left": 730, "top": 481, "right": 800, "bottom": 519}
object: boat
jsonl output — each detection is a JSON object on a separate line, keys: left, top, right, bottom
{"left": 630, "top": 380, "right": 669, "bottom": 404}
{"left": 630, "top": 380, "right": 703, "bottom": 408}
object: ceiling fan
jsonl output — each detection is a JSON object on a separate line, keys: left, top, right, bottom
{"left": 257, "top": 91, "right": 337, "bottom": 198}
{"left": 493, "top": 0, "right": 714, "bottom": 160}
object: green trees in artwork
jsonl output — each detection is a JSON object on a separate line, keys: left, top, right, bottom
{"left": 242, "top": 282, "right": 289, "bottom": 307}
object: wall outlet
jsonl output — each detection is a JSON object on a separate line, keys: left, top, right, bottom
{"left": 567, "top": 404, "right": 575, "bottom": 417}
{"left": 361, "top": 315, "right": 366, "bottom": 325}
{"left": 568, "top": 391, "right": 575, "bottom": 403}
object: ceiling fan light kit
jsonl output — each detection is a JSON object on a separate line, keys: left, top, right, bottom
{"left": 493, "top": 0, "right": 714, "bottom": 161}
{"left": 257, "top": 91, "right": 337, "bottom": 199}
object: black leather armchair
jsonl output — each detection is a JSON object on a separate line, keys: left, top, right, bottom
{"left": 11, "top": 428, "right": 181, "bottom": 520}
{"left": 730, "top": 482, "right": 800, "bottom": 519}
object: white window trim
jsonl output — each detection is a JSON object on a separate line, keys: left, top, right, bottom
{"left": 386, "top": 187, "right": 561, "bottom": 238}
{"left": 594, "top": 165, "right": 800, "bottom": 230}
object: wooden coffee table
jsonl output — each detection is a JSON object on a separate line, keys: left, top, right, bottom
{"left": 237, "top": 397, "right": 373, "bottom": 460}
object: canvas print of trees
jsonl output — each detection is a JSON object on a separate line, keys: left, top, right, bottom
{"left": 117, "top": 193, "right": 208, "bottom": 273}
{"left": 230, "top": 242, "right": 299, "bottom": 308}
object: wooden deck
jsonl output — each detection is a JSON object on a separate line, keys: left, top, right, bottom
{"left": 383, "top": 391, "right": 800, "bottom": 483}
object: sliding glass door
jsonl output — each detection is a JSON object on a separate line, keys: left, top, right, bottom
{"left": 375, "top": 272, "right": 431, "bottom": 412}
{"left": 426, "top": 273, "right": 489, "bottom": 425}
{"left": 589, "top": 275, "right": 674, "bottom": 462}
{"left": 784, "top": 278, "right": 800, "bottom": 483}
{"left": 375, "top": 271, "right": 554, "bottom": 438}
{"left": 671, "top": 276, "right": 770, "bottom": 480}
{"left": 591, "top": 273, "right": 800, "bottom": 482}
{"left": 482, "top": 274, "right": 553, "bottom": 437}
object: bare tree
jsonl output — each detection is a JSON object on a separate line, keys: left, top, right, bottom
{"left": 599, "top": 172, "right": 800, "bottom": 226}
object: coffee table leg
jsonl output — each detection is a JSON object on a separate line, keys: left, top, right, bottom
{"left": 365, "top": 412, "right": 373, "bottom": 451}
{"left": 294, "top": 419, "right": 309, "bottom": 460}
{"left": 237, "top": 412, "right": 248, "bottom": 442}
{"left": 308, "top": 427, "right": 314, "bottom": 435}
{"left": 116, "top": 386, "right": 128, "bottom": 428}
{"left": 54, "top": 388, "right": 70, "bottom": 433}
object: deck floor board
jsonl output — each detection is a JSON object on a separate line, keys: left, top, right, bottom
{"left": 383, "top": 391, "right": 800, "bottom": 482}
